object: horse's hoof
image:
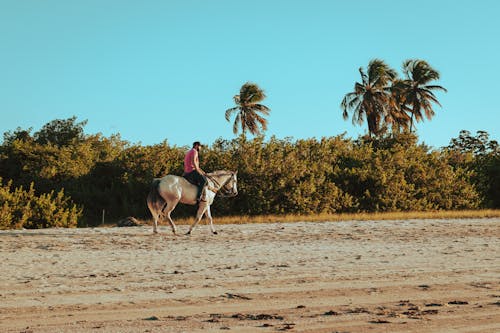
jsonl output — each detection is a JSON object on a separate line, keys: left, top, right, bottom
{"left": 212, "top": 231, "right": 218, "bottom": 235}
{"left": 185, "top": 231, "right": 191, "bottom": 236}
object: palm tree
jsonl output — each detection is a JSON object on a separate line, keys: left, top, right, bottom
{"left": 401, "top": 59, "right": 447, "bottom": 132}
{"left": 225, "top": 82, "right": 270, "bottom": 136}
{"left": 341, "top": 59, "right": 397, "bottom": 137}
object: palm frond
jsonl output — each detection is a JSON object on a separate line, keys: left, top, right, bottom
{"left": 233, "top": 95, "right": 241, "bottom": 105}
{"left": 425, "top": 85, "right": 447, "bottom": 92}
{"left": 253, "top": 113, "right": 268, "bottom": 132}
{"left": 341, "top": 93, "right": 360, "bottom": 116}
{"left": 347, "top": 95, "right": 362, "bottom": 110}
{"left": 358, "top": 67, "right": 368, "bottom": 84}
{"left": 225, "top": 107, "right": 239, "bottom": 121}
{"left": 252, "top": 104, "right": 270, "bottom": 115}
{"left": 353, "top": 107, "right": 365, "bottom": 126}
{"left": 421, "top": 91, "right": 442, "bottom": 107}
{"left": 233, "top": 113, "right": 241, "bottom": 134}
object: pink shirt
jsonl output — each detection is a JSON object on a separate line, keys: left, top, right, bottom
{"left": 184, "top": 148, "right": 197, "bottom": 173}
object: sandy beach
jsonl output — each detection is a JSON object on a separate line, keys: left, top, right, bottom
{"left": 1, "top": 218, "right": 499, "bottom": 332}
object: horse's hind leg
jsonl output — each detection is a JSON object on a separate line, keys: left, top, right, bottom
{"left": 147, "top": 198, "right": 161, "bottom": 234}
{"left": 162, "top": 200, "right": 179, "bottom": 235}
{"left": 153, "top": 213, "right": 160, "bottom": 234}
{"left": 152, "top": 201, "right": 169, "bottom": 234}
{"left": 165, "top": 212, "right": 178, "bottom": 235}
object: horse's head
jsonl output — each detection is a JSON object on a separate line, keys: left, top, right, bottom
{"left": 221, "top": 170, "right": 238, "bottom": 197}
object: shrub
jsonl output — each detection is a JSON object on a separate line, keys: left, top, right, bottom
{"left": 0, "top": 117, "right": 495, "bottom": 226}
{"left": 0, "top": 178, "right": 82, "bottom": 229}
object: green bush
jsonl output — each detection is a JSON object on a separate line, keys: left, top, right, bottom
{"left": 446, "top": 130, "right": 500, "bottom": 208}
{"left": 204, "top": 134, "right": 480, "bottom": 215}
{"left": 0, "top": 178, "right": 82, "bottom": 229}
{"left": 0, "top": 117, "right": 496, "bottom": 228}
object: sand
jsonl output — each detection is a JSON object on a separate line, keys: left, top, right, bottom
{"left": 1, "top": 218, "right": 499, "bottom": 332}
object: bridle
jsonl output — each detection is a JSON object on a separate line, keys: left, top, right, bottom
{"left": 206, "top": 172, "right": 237, "bottom": 197}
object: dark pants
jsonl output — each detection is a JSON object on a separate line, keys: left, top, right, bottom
{"left": 183, "top": 170, "right": 207, "bottom": 200}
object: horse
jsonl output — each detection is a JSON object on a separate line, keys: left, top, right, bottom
{"left": 146, "top": 170, "right": 238, "bottom": 235}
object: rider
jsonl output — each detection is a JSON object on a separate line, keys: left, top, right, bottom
{"left": 183, "top": 141, "right": 208, "bottom": 202}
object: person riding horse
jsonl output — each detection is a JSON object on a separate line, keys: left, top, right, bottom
{"left": 183, "top": 141, "right": 208, "bottom": 202}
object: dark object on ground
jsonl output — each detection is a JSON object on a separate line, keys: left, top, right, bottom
{"left": 117, "top": 217, "right": 142, "bottom": 227}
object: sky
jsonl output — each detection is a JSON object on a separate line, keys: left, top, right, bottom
{"left": 1, "top": 0, "right": 499, "bottom": 149}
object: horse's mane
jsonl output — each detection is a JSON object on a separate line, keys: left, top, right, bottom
{"left": 207, "top": 170, "right": 232, "bottom": 177}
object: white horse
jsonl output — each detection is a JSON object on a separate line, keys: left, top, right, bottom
{"left": 147, "top": 170, "right": 238, "bottom": 235}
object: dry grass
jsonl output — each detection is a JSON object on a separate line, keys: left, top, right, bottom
{"left": 140, "top": 209, "right": 500, "bottom": 226}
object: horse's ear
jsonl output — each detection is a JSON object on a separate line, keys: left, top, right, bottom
{"left": 234, "top": 170, "right": 238, "bottom": 175}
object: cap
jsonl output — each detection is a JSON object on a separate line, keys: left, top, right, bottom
{"left": 192, "top": 141, "right": 204, "bottom": 147}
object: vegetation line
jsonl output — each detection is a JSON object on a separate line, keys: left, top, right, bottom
{"left": 148, "top": 210, "right": 500, "bottom": 226}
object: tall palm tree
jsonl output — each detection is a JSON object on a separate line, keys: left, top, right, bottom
{"left": 341, "top": 59, "right": 397, "bottom": 137}
{"left": 225, "top": 82, "right": 270, "bottom": 136}
{"left": 401, "top": 59, "right": 447, "bottom": 132}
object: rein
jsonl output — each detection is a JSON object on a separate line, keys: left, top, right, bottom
{"left": 206, "top": 172, "right": 234, "bottom": 197}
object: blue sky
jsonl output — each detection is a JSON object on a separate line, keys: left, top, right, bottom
{"left": 1, "top": 0, "right": 499, "bottom": 148}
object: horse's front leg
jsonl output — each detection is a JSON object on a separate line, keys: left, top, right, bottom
{"left": 205, "top": 205, "right": 217, "bottom": 235}
{"left": 186, "top": 203, "right": 208, "bottom": 235}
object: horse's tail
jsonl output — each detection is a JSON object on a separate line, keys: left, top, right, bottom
{"left": 147, "top": 179, "right": 164, "bottom": 216}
